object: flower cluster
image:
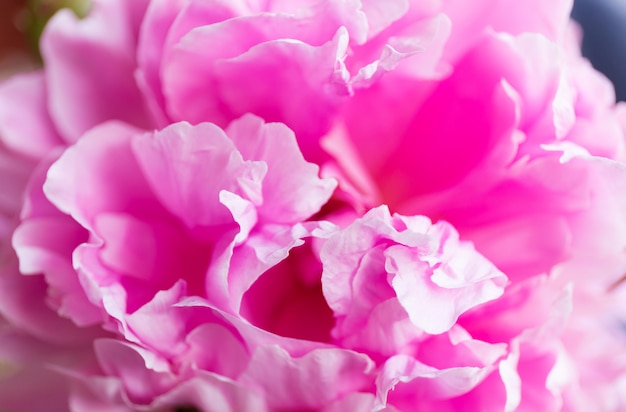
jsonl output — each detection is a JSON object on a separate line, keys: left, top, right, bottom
{"left": 1, "top": 0, "right": 626, "bottom": 411}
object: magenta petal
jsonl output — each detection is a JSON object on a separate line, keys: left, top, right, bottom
{"left": 211, "top": 29, "right": 350, "bottom": 150}
{"left": 338, "top": 298, "right": 423, "bottom": 358}
{"left": 487, "top": 0, "right": 573, "bottom": 42}
{"left": 239, "top": 236, "right": 335, "bottom": 342}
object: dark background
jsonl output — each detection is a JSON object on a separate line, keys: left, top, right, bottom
{"left": 0, "top": 0, "right": 29, "bottom": 60}
{"left": 572, "top": 0, "right": 626, "bottom": 101}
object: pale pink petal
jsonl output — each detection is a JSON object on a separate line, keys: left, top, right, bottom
{"left": 387, "top": 230, "right": 507, "bottom": 334}
{"left": 0, "top": 146, "right": 35, "bottom": 246}
{"left": 41, "top": 1, "right": 151, "bottom": 142}
{"left": 181, "top": 323, "right": 249, "bottom": 379}
{"left": 375, "top": 355, "right": 494, "bottom": 410}
{"left": 225, "top": 114, "right": 337, "bottom": 223}
{"left": 12, "top": 155, "right": 100, "bottom": 326}
{"left": 43, "top": 121, "right": 161, "bottom": 230}
{"left": 134, "top": 0, "right": 187, "bottom": 126}
{"left": 93, "top": 339, "right": 180, "bottom": 404}
{"left": 441, "top": 0, "right": 572, "bottom": 60}
{"left": 0, "top": 71, "right": 63, "bottom": 158}
{"left": 149, "top": 372, "right": 268, "bottom": 412}
{"left": 0, "top": 255, "right": 100, "bottom": 346}
{"left": 163, "top": 17, "right": 351, "bottom": 160}
{"left": 69, "top": 376, "right": 134, "bottom": 412}
{"left": 239, "top": 344, "right": 374, "bottom": 410}
{"left": 322, "top": 205, "right": 507, "bottom": 344}
{"left": 359, "top": 0, "right": 410, "bottom": 38}
{"left": 131, "top": 121, "right": 265, "bottom": 229}
{"left": 323, "top": 392, "right": 378, "bottom": 412}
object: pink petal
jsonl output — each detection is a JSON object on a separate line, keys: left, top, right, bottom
{"left": 226, "top": 114, "right": 337, "bottom": 223}
{"left": 0, "top": 71, "right": 63, "bottom": 158}
{"left": 150, "top": 372, "right": 268, "bottom": 412}
{"left": 44, "top": 121, "right": 162, "bottom": 230}
{"left": 41, "top": 1, "right": 151, "bottom": 142}
{"left": 132, "top": 121, "right": 265, "bottom": 229}
{"left": 93, "top": 339, "right": 177, "bottom": 404}
{"left": 239, "top": 344, "right": 374, "bottom": 410}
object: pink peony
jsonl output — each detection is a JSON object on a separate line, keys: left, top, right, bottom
{"left": 0, "top": 0, "right": 626, "bottom": 410}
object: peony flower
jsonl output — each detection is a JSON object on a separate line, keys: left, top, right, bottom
{"left": 0, "top": 0, "right": 626, "bottom": 410}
